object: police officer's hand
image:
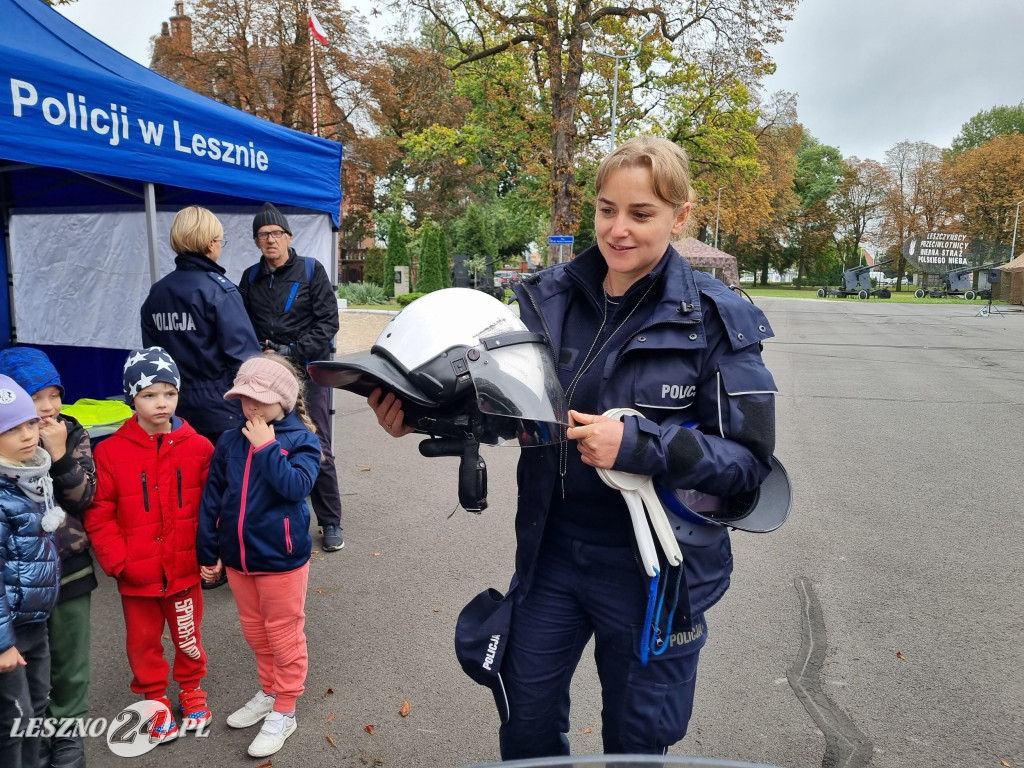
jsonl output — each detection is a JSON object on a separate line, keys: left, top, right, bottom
{"left": 368, "top": 387, "right": 415, "bottom": 438}
{"left": 38, "top": 417, "right": 68, "bottom": 462}
{"left": 242, "top": 415, "right": 275, "bottom": 447}
{"left": 567, "top": 410, "right": 624, "bottom": 469}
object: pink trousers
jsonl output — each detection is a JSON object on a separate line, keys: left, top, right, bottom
{"left": 226, "top": 564, "right": 309, "bottom": 712}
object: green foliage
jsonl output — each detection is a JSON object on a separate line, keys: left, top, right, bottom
{"left": 437, "top": 226, "right": 452, "bottom": 287}
{"left": 337, "top": 282, "right": 389, "bottom": 305}
{"left": 415, "top": 223, "right": 446, "bottom": 293}
{"left": 950, "top": 102, "right": 1024, "bottom": 154}
{"left": 363, "top": 247, "right": 386, "bottom": 287}
{"left": 454, "top": 203, "right": 495, "bottom": 259}
{"left": 383, "top": 217, "right": 410, "bottom": 299}
{"left": 396, "top": 292, "right": 425, "bottom": 307}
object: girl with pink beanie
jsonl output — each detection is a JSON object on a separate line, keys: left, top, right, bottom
{"left": 196, "top": 354, "right": 321, "bottom": 758}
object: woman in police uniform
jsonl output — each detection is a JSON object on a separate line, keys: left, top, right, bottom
{"left": 141, "top": 206, "right": 262, "bottom": 447}
{"left": 371, "top": 136, "right": 777, "bottom": 758}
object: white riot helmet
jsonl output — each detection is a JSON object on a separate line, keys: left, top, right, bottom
{"left": 308, "top": 288, "right": 568, "bottom": 511}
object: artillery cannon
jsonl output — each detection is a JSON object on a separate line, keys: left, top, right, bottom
{"left": 817, "top": 259, "right": 894, "bottom": 299}
{"left": 914, "top": 260, "right": 1004, "bottom": 299}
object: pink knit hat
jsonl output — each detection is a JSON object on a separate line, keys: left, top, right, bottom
{"left": 224, "top": 356, "right": 299, "bottom": 413}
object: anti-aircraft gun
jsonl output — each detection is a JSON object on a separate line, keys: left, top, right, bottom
{"left": 816, "top": 259, "right": 894, "bottom": 300}
{"left": 913, "top": 261, "right": 1004, "bottom": 300}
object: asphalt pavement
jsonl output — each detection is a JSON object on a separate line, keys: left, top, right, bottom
{"left": 82, "top": 298, "right": 1024, "bottom": 768}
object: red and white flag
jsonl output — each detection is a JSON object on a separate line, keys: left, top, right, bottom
{"left": 308, "top": 10, "right": 329, "bottom": 46}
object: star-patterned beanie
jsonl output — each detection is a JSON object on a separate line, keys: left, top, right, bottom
{"left": 122, "top": 347, "right": 181, "bottom": 407}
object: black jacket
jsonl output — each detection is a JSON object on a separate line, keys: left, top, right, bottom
{"left": 142, "top": 252, "right": 262, "bottom": 435}
{"left": 239, "top": 248, "right": 339, "bottom": 371}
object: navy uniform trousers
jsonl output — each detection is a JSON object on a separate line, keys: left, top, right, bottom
{"left": 499, "top": 531, "right": 706, "bottom": 759}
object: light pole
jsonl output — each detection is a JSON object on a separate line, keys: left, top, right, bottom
{"left": 1011, "top": 199, "right": 1024, "bottom": 261}
{"left": 580, "top": 22, "right": 656, "bottom": 152}
{"left": 713, "top": 186, "right": 725, "bottom": 250}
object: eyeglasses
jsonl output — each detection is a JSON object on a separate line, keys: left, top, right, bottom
{"left": 216, "top": 236, "right": 228, "bottom": 246}
{"left": 256, "top": 230, "right": 288, "bottom": 242}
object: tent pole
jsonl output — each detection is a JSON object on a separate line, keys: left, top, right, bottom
{"left": 144, "top": 182, "right": 160, "bottom": 284}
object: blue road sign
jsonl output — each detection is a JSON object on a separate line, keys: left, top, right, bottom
{"left": 547, "top": 235, "right": 574, "bottom": 244}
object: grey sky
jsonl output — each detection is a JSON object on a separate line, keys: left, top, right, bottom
{"left": 57, "top": 0, "right": 1023, "bottom": 164}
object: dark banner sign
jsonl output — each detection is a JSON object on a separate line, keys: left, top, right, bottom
{"left": 903, "top": 232, "right": 971, "bottom": 273}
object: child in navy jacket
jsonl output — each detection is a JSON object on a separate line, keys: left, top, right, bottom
{"left": 197, "top": 354, "right": 320, "bottom": 759}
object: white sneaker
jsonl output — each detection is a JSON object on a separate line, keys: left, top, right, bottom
{"left": 226, "top": 690, "right": 275, "bottom": 729}
{"left": 247, "top": 711, "right": 297, "bottom": 758}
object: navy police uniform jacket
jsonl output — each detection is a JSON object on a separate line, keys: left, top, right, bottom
{"left": 141, "top": 252, "right": 262, "bottom": 435}
{"left": 196, "top": 410, "right": 321, "bottom": 574}
{"left": 510, "top": 244, "right": 777, "bottom": 617}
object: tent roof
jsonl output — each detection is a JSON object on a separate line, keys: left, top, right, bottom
{"left": 0, "top": 0, "right": 342, "bottom": 223}
{"left": 677, "top": 237, "right": 740, "bottom": 286}
{"left": 999, "top": 254, "right": 1024, "bottom": 271}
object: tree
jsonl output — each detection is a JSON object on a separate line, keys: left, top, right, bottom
{"left": 950, "top": 103, "right": 1024, "bottom": 155}
{"left": 363, "top": 247, "right": 386, "bottom": 286}
{"left": 415, "top": 223, "right": 447, "bottom": 293}
{"left": 880, "top": 141, "right": 953, "bottom": 285}
{"left": 151, "top": 0, "right": 368, "bottom": 141}
{"left": 454, "top": 203, "right": 495, "bottom": 261}
{"left": 948, "top": 134, "right": 1024, "bottom": 248}
{"left": 728, "top": 98, "right": 802, "bottom": 284}
{"left": 790, "top": 135, "right": 843, "bottom": 284}
{"left": 437, "top": 226, "right": 452, "bottom": 287}
{"left": 834, "top": 158, "right": 889, "bottom": 272}
{"left": 383, "top": 216, "right": 410, "bottom": 298}
{"left": 391, "top": 0, "right": 798, "bottom": 236}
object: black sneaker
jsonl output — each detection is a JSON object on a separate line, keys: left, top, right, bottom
{"left": 322, "top": 524, "right": 344, "bottom": 552}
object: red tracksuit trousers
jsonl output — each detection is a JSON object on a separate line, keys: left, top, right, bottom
{"left": 120, "top": 585, "right": 207, "bottom": 699}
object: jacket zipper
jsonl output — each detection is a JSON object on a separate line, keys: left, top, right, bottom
{"left": 141, "top": 472, "right": 150, "bottom": 512}
{"left": 176, "top": 468, "right": 183, "bottom": 508}
{"left": 284, "top": 517, "right": 293, "bottom": 554}
{"left": 238, "top": 445, "right": 254, "bottom": 572}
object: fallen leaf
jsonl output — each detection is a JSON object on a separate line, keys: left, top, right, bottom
{"left": 429, "top": 676, "right": 435, "bottom": 680}
{"left": 896, "top": 651, "right": 906, "bottom": 660}
{"left": 583, "top": 728, "right": 592, "bottom": 734}
{"left": 326, "top": 733, "right": 338, "bottom": 748}
{"left": 399, "top": 700, "right": 411, "bottom": 718}
{"left": 432, "top": 608, "right": 440, "bottom": 613}
{"left": 162, "top": 634, "right": 170, "bottom": 640}
{"left": 373, "top": 552, "right": 381, "bottom": 557}
{"left": 327, "top": 713, "right": 336, "bottom": 723}
{"left": 319, "top": 556, "right": 325, "bottom": 561}
{"left": 316, "top": 587, "right": 324, "bottom": 595}
{"left": 311, "top": 549, "right": 321, "bottom": 555}
{"left": 364, "top": 724, "right": 375, "bottom": 735}
{"left": 325, "top": 687, "right": 335, "bottom": 698}
{"left": 255, "top": 760, "right": 273, "bottom": 768}
{"left": 359, "top": 465, "right": 372, "bottom": 472}
{"left": 1000, "top": 761, "right": 1010, "bottom": 767}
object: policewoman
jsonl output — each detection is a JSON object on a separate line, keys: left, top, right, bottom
{"left": 372, "top": 136, "right": 778, "bottom": 758}
{"left": 141, "top": 206, "right": 262, "bottom": 446}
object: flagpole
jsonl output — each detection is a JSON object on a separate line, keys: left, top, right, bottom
{"left": 308, "top": 3, "right": 319, "bottom": 137}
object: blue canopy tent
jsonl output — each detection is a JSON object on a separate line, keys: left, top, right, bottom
{"left": 0, "top": 0, "right": 343, "bottom": 400}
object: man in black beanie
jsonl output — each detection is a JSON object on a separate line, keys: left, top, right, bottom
{"left": 240, "top": 203, "right": 344, "bottom": 552}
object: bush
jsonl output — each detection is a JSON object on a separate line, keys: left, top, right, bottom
{"left": 337, "top": 282, "right": 388, "bottom": 305}
{"left": 396, "top": 292, "right": 424, "bottom": 307}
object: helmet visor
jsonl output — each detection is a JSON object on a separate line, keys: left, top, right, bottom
{"left": 466, "top": 333, "right": 567, "bottom": 447}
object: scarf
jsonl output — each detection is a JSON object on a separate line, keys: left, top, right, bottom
{"left": 0, "top": 446, "right": 66, "bottom": 532}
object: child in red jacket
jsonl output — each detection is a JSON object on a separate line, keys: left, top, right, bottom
{"left": 84, "top": 347, "right": 214, "bottom": 744}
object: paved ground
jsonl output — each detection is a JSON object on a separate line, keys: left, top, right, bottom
{"left": 80, "top": 300, "right": 1024, "bottom": 768}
